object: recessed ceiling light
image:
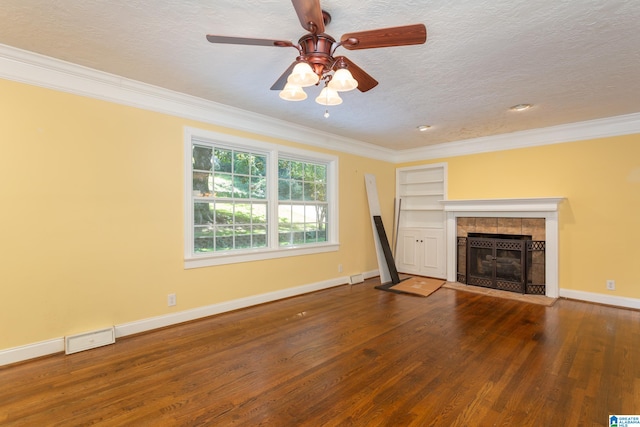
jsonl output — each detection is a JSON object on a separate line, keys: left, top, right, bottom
{"left": 510, "top": 103, "right": 533, "bottom": 112}
{"left": 417, "top": 125, "right": 432, "bottom": 131}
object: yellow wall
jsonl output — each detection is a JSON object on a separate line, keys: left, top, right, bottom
{"left": 401, "top": 135, "right": 640, "bottom": 298}
{"left": 0, "top": 79, "right": 396, "bottom": 350}
{"left": 3, "top": 76, "right": 639, "bottom": 353}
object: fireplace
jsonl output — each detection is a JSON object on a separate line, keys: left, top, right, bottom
{"left": 441, "top": 198, "right": 564, "bottom": 298}
{"left": 458, "top": 231, "right": 546, "bottom": 295}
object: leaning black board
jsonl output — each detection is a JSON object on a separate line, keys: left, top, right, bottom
{"left": 372, "top": 215, "right": 401, "bottom": 285}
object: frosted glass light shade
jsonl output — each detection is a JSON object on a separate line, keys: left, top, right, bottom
{"left": 287, "top": 62, "right": 319, "bottom": 87}
{"left": 328, "top": 68, "right": 358, "bottom": 92}
{"left": 315, "top": 87, "right": 343, "bottom": 106}
{"left": 279, "top": 83, "right": 307, "bottom": 101}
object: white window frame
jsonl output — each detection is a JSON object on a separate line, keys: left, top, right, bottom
{"left": 184, "top": 127, "right": 339, "bottom": 269}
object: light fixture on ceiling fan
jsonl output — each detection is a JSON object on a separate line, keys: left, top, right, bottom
{"left": 280, "top": 55, "right": 358, "bottom": 106}
{"left": 206, "top": 0, "right": 427, "bottom": 112}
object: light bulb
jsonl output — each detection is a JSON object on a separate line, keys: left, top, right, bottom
{"left": 279, "top": 83, "right": 307, "bottom": 101}
{"left": 287, "top": 62, "right": 319, "bottom": 87}
{"left": 315, "top": 87, "right": 342, "bottom": 106}
{"left": 328, "top": 68, "right": 358, "bottom": 92}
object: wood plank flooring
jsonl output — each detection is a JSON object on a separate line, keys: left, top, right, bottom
{"left": 1, "top": 278, "right": 639, "bottom": 426}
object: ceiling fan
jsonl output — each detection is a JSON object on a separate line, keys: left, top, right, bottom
{"left": 206, "top": 0, "right": 427, "bottom": 107}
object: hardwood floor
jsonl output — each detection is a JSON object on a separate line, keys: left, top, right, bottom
{"left": 1, "top": 278, "right": 639, "bottom": 426}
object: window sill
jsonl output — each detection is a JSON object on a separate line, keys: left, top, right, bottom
{"left": 184, "top": 243, "right": 340, "bottom": 269}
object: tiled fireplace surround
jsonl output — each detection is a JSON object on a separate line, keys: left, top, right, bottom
{"left": 457, "top": 217, "right": 546, "bottom": 288}
{"left": 442, "top": 198, "right": 564, "bottom": 298}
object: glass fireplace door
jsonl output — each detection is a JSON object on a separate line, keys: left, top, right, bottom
{"left": 467, "top": 237, "right": 527, "bottom": 293}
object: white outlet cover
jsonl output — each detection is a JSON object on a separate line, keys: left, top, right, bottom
{"left": 168, "top": 293, "right": 177, "bottom": 306}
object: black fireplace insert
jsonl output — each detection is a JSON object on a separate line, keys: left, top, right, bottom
{"left": 457, "top": 233, "right": 546, "bottom": 295}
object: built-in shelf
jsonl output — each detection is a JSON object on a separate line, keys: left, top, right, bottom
{"left": 401, "top": 192, "right": 444, "bottom": 197}
{"left": 395, "top": 163, "right": 448, "bottom": 278}
{"left": 399, "top": 178, "right": 444, "bottom": 184}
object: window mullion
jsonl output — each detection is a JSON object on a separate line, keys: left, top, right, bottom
{"left": 268, "top": 149, "right": 280, "bottom": 249}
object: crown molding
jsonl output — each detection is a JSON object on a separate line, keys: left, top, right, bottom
{"left": 1, "top": 43, "right": 638, "bottom": 164}
{"left": 393, "top": 112, "right": 640, "bottom": 163}
{"left": 0, "top": 43, "right": 394, "bottom": 162}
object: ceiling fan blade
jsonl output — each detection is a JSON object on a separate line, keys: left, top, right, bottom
{"left": 291, "top": 0, "right": 325, "bottom": 34}
{"left": 340, "top": 24, "right": 426, "bottom": 50}
{"left": 339, "top": 57, "right": 378, "bottom": 92}
{"left": 270, "top": 61, "right": 298, "bottom": 91}
{"left": 206, "top": 35, "right": 294, "bottom": 48}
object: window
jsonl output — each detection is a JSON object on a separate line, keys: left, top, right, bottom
{"left": 184, "top": 127, "right": 338, "bottom": 268}
{"left": 277, "top": 159, "right": 328, "bottom": 246}
{"left": 192, "top": 146, "right": 268, "bottom": 253}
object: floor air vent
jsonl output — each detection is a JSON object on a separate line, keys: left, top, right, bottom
{"left": 65, "top": 326, "right": 115, "bottom": 354}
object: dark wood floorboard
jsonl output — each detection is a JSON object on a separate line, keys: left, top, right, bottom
{"left": 1, "top": 277, "right": 639, "bottom": 426}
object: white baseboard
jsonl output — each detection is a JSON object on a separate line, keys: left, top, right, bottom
{"left": 0, "top": 337, "right": 65, "bottom": 367}
{"left": 363, "top": 269, "right": 379, "bottom": 280}
{"left": 0, "top": 275, "right": 359, "bottom": 366}
{"left": 559, "top": 289, "right": 640, "bottom": 310}
{"left": 115, "top": 276, "right": 349, "bottom": 338}
{"left": 18, "top": 273, "right": 638, "bottom": 366}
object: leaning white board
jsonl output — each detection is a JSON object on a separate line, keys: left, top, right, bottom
{"left": 364, "top": 173, "right": 391, "bottom": 283}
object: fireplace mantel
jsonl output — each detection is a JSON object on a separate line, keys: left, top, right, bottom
{"left": 442, "top": 197, "right": 564, "bottom": 213}
{"left": 441, "top": 197, "right": 565, "bottom": 298}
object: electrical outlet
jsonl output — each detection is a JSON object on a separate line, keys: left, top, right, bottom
{"left": 338, "top": 264, "right": 343, "bottom": 273}
{"left": 167, "top": 293, "right": 177, "bottom": 306}
{"left": 606, "top": 280, "right": 615, "bottom": 291}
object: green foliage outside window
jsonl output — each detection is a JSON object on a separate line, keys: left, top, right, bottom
{"left": 277, "top": 159, "right": 328, "bottom": 246}
{"left": 191, "top": 143, "right": 329, "bottom": 254}
{"left": 193, "top": 145, "right": 267, "bottom": 252}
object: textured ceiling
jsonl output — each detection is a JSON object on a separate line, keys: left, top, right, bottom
{"left": 1, "top": 0, "right": 639, "bottom": 150}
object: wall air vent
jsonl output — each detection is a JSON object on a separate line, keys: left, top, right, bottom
{"left": 349, "top": 274, "right": 365, "bottom": 284}
{"left": 65, "top": 326, "right": 115, "bottom": 355}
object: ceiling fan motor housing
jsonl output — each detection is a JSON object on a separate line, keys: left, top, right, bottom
{"left": 298, "top": 33, "right": 336, "bottom": 78}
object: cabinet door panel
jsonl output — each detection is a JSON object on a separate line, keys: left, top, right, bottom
{"left": 420, "top": 229, "right": 446, "bottom": 278}
{"left": 423, "top": 235, "right": 440, "bottom": 268}
{"left": 396, "top": 230, "right": 420, "bottom": 273}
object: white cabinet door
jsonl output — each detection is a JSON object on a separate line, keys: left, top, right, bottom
{"left": 396, "top": 228, "right": 446, "bottom": 279}
{"left": 420, "top": 229, "right": 446, "bottom": 279}
{"left": 396, "top": 229, "right": 421, "bottom": 274}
